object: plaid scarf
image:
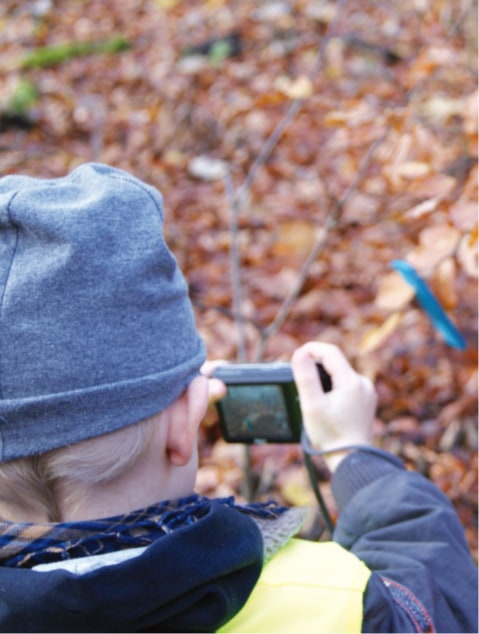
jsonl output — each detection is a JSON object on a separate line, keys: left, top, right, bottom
{"left": 0, "top": 495, "right": 288, "bottom": 569}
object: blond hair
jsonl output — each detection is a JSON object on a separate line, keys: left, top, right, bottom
{"left": 0, "top": 418, "right": 155, "bottom": 523}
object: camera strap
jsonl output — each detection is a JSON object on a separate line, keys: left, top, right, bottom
{"left": 300, "top": 430, "right": 404, "bottom": 536}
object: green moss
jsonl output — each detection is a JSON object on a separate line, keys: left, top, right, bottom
{"left": 7, "top": 80, "right": 38, "bottom": 115}
{"left": 21, "top": 35, "right": 129, "bottom": 69}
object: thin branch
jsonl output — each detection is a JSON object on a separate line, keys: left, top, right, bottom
{"left": 224, "top": 169, "right": 248, "bottom": 361}
{"left": 233, "top": 99, "right": 303, "bottom": 215}
{"left": 254, "top": 131, "right": 388, "bottom": 361}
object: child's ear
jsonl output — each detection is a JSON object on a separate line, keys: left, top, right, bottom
{"left": 165, "top": 375, "right": 209, "bottom": 466}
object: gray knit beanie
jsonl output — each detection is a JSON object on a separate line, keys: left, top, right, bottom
{"left": 0, "top": 163, "right": 206, "bottom": 461}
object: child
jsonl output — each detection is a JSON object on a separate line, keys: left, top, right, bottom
{"left": 0, "top": 163, "right": 476, "bottom": 632}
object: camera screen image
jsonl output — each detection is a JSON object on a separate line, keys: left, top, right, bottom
{"left": 219, "top": 383, "right": 294, "bottom": 442}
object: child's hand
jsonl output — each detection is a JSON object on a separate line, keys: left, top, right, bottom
{"left": 291, "top": 342, "right": 377, "bottom": 471}
{"left": 201, "top": 360, "right": 227, "bottom": 404}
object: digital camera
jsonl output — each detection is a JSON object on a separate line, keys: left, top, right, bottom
{"left": 212, "top": 362, "right": 331, "bottom": 444}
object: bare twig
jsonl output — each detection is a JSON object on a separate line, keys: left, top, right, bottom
{"left": 224, "top": 170, "right": 248, "bottom": 361}
{"left": 225, "top": 165, "right": 255, "bottom": 500}
{"left": 254, "top": 131, "right": 388, "bottom": 361}
{"left": 232, "top": 99, "right": 303, "bottom": 215}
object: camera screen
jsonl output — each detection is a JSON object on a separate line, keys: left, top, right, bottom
{"left": 220, "top": 383, "right": 293, "bottom": 441}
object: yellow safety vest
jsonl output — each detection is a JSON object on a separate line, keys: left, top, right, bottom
{"left": 219, "top": 539, "right": 371, "bottom": 633}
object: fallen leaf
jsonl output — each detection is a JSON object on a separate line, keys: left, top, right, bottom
{"left": 395, "top": 161, "right": 432, "bottom": 178}
{"left": 404, "top": 197, "right": 440, "bottom": 219}
{"left": 407, "top": 224, "right": 461, "bottom": 272}
{"left": 457, "top": 230, "right": 478, "bottom": 278}
{"left": 253, "top": 92, "right": 289, "bottom": 107}
{"left": 155, "top": 0, "right": 181, "bottom": 9}
{"left": 323, "top": 103, "right": 374, "bottom": 126}
{"left": 432, "top": 257, "right": 458, "bottom": 310}
{"left": 271, "top": 221, "right": 319, "bottom": 256}
{"left": 188, "top": 155, "right": 229, "bottom": 181}
{"left": 275, "top": 75, "right": 314, "bottom": 100}
{"left": 359, "top": 312, "right": 403, "bottom": 354}
{"left": 450, "top": 200, "right": 478, "bottom": 232}
{"left": 408, "top": 173, "right": 457, "bottom": 198}
{"left": 375, "top": 271, "right": 415, "bottom": 310}
{"left": 463, "top": 91, "right": 478, "bottom": 135}
{"left": 420, "top": 95, "right": 467, "bottom": 121}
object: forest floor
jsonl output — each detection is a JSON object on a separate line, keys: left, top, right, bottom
{"left": 1, "top": 0, "right": 477, "bottom": 557}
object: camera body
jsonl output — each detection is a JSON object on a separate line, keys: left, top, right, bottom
{"left": 212, "top": 363, "right": 303, "bottom": 444}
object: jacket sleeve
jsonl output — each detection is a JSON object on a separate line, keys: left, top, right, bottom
{"left": 331, "top": 450, "right": 478, "bottom": 633}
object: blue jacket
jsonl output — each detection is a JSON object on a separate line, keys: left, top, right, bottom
{"left": 0, "top": 450, "right": 476, "bottom": 632}
{"left": 333, "top": 451, "right": 478, "bottom": 633}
